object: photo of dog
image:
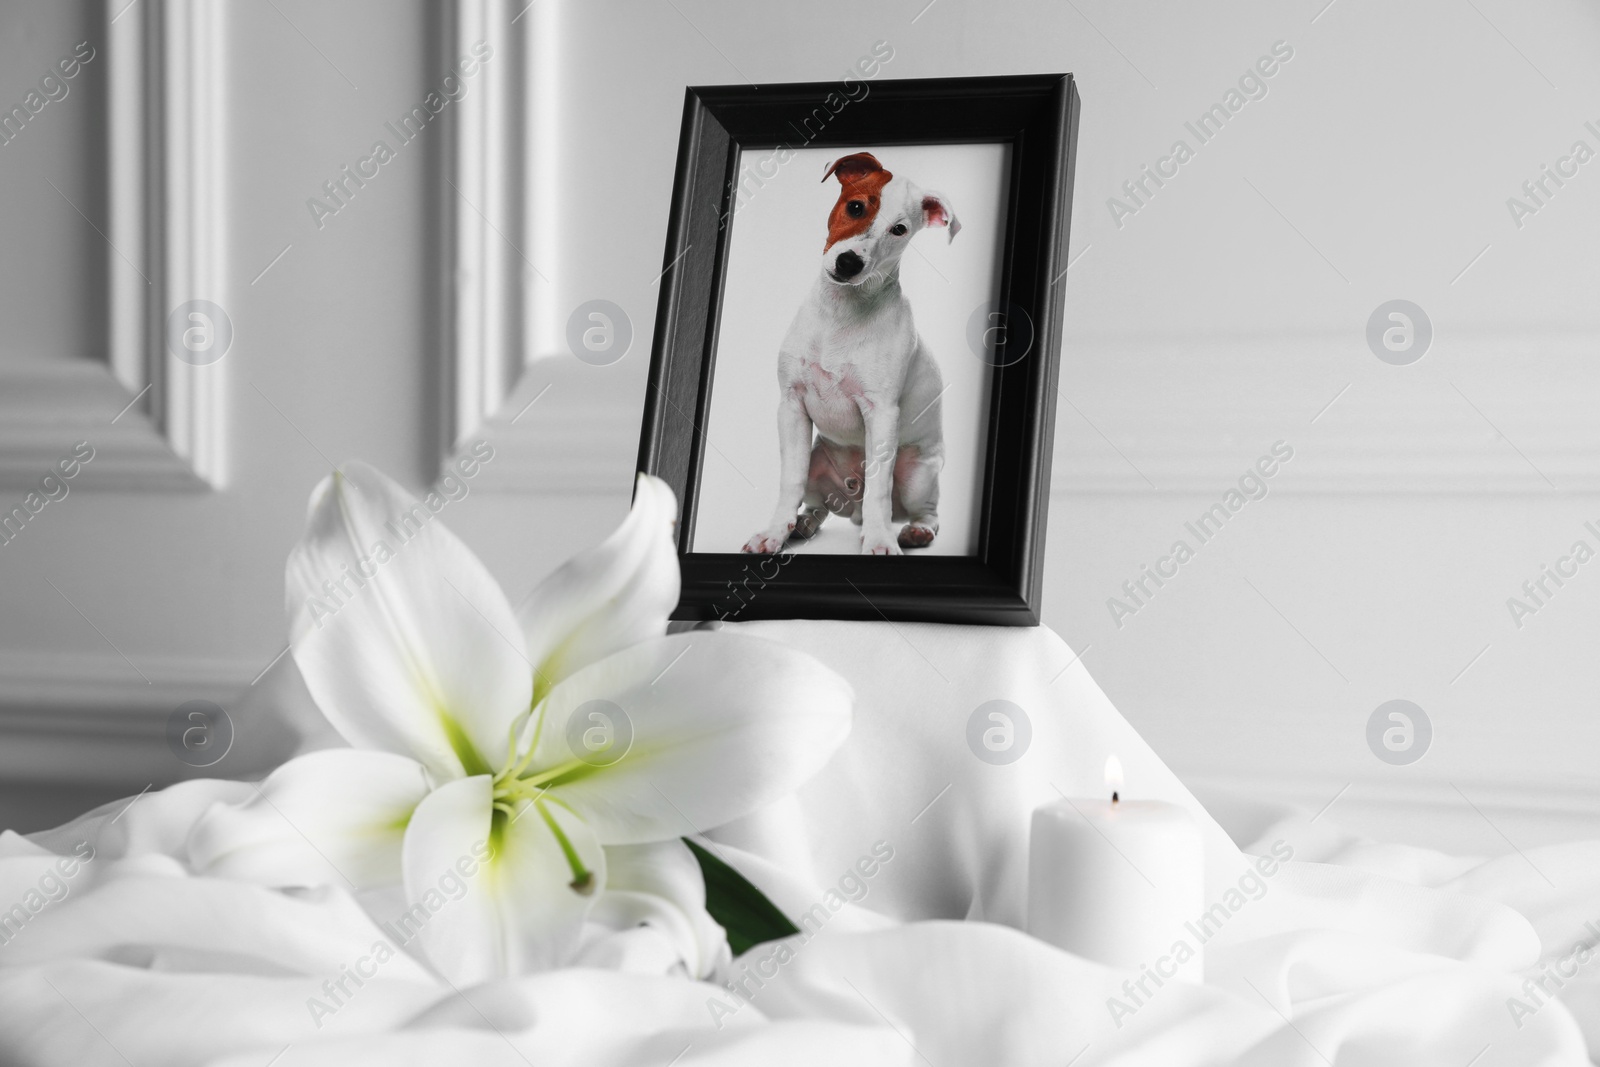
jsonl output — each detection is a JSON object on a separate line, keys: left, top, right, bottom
{"left": 740, "top": 152, "right": 960, "bottom": 556}
{"left": 691, "top": 142, "right": 1008, "bottom": 559}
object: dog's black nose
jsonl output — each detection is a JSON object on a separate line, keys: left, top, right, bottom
{"left": 834, "top": 250, "right": 864, "bottom": 279}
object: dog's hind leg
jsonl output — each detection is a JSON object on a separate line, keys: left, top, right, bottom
{"left": 792, "top": 506, "right": 827, "bottom": 540}
{"left": 793, "top": 439, "right": 855, "bottom": 540}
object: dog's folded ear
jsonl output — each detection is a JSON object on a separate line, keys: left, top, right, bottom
{"left": 920, "top": 191, "right": 961, "bottom": 243}
{"left": 822, "top": 152, "right": 885, "bottom": 185}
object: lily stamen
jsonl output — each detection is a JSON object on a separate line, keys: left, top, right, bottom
{"left": 512, "top": 756, "right": 590, "bottom": 790}
{"left": 535, "top": 800, "right": 595, "bottom": 894}
{"left": 499, "top": 699, "right": 553, "bottom": 782}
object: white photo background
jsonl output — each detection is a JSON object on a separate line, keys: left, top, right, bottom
{"left": 691, "top": 142, "right": 1011, "bottom": 556}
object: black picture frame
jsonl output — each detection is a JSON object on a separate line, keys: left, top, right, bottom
{"left": 637, "top": 73, "right": 1080, "bottom": 625}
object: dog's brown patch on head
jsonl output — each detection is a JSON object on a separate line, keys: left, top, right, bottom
{"left": 822, "top": 152, "right": 892, "bottom": 251}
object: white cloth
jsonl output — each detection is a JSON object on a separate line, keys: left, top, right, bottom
{"left": 0, "top": 621, "right": 1592, "bottom": 1065}
{"left": 702, "top": 621, "right": 1593, "bottom": 1066}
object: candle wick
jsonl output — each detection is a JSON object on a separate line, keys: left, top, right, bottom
{"left": 1111, "top": 791, "right": 1119, "bottom": 804}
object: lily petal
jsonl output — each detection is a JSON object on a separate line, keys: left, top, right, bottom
{"left": 519, "top": 473, "right": 680, "bottom": 704}
{"left": 287, "top": 462, "right": 532, "bottom": 780}
{"left": 588, "top": 839, "right": 732, "bottom": 978}
{"left": 527, "top": 633, "right": 852, "bottom": 846}
{"left": 188, "top": 749, "right": 430, "bottom": 891}
{"left": 400, "top": 775, "right": 606, "bottom": 984}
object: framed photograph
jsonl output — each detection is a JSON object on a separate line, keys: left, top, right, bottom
{"left": 638, "top": 73, "right": 1079, "bottom": 625}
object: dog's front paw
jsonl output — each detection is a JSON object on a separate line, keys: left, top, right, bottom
{"left": 862, "top": 537, "right": 903, "bottom": 556}
{"left": 898, "top": 523, "right": 937, "bottom": 549}
{"left": 742, "top": 526, "right": 792, "bottom": 554}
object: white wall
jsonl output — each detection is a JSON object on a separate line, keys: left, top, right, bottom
{"left": 543, "top": 0, "right": 1600, "bottom": 850}
{"left": 2, "top": 0, "right": 1598, "bottom": 852}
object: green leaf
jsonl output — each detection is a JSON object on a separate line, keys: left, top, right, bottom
{"left": 684, "top": 837, "right": 799, "bottom": 956}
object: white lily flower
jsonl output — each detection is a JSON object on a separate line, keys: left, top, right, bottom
{"left": 190, "top": 464, "right": 852, "bottom": 984}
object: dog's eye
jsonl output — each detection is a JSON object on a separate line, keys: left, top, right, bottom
{"left": 889, "top": 223, "right": 908, "bottom": 236}
{"left": 846, "top": 200, "right": 865, "bottom": 218}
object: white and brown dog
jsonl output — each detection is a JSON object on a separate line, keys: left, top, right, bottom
{"left": 742, "top": 152, "right": 959, "bottom": 556}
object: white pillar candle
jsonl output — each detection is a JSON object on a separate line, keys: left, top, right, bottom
{"left": 1026, "top": 756, "right": 1205, "bottom": 982}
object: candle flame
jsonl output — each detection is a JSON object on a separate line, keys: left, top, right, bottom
{"left": 1105, "top": 755, "right": 1124, "bottom": 801}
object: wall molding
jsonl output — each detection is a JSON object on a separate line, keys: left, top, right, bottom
{"left": 0, "top": 649, "right": 264, "bottom": 790}
{"left": 471, "top": 359, "right": 642, "bottom": 495}
{"left": 467, "top": 330, "right": 1600, "bottom": 497}
{"left": 441, "top": 0, "right": 521, "bottom": 459}
{"left": 0, "top": 0, "right": 227, "bottom": 491}
{"left": 1183, "top": 766, "right": 1600, "bottom": 854}
{"left": 439, "top": 0, "right": 557, "bottom": 468}
{"left": 1052, "top": 332, "right": 1600, "bottom": 496}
